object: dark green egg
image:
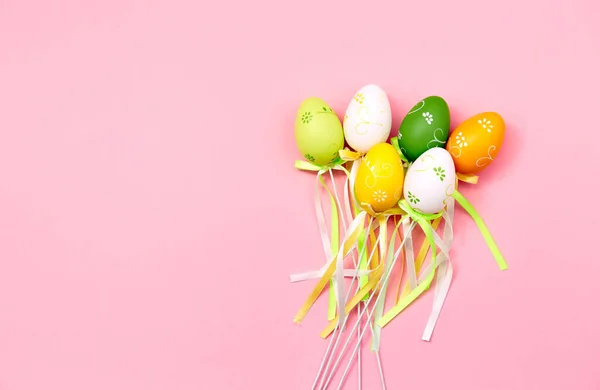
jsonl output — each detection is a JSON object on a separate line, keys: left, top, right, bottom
{"left": 397, "top": 96, "right": 450, "bottom": 162}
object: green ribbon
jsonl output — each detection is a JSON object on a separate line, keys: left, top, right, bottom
{"left": 390, "top": 136, "right": 410, "bottom": 165}
{"left": 294, "top": 158, "right": 347, "bottom": 173}
{"left": 371, "top": 217, "right": 404, "bottom": 351}
{"left": 318, "top": 174, "right": 340, "bottom": 320}
{"left": 377, "top": 191, "right": 508, "bottom": 328}
{"left": 343, "top": 159, "right": 370, "bottom": 301}
{"left": 295, "top": 159, "right": 351, "bottom": 320}
{"left": 376, "top": 200, "right": 443, "bottom": 327}
{"left": 452, "top": 190, "right": 508, "bottom": 270}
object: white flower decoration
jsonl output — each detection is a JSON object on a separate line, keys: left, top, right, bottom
{"left": 422, "top": 112, "right": 433, "bottom": 124}
{"left": 373, "top": 190, "right": 388, "bottom": 203}
{"left": 478, "top": 118, "right": 494, "bottom": 133}
{"left": 455, "top": 132, "right": 468, "bottom": 148}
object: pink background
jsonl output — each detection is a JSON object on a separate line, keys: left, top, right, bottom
{"left": 0, "top": 0, "right": 598, "bottom": 389}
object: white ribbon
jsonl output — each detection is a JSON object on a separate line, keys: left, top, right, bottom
{"left": 403, "top": 217, "right": 417, "bottom": 290}
{"left": 322, "top": 220, "right": 417, "bottom": 390}
{"left": 289, "top": 268, "right": 372, "bottom": 282}
{"left": 371, "top": 219, "right": 417, "bottom": 352}
{"left": 334, "top": 210, "right": 369, "bottom": 327}
{"left": 344, "top": 160, "right": 361, "bottom": 223}
{"left": 421, "top": 197, "right": 455, "bottom": 341}
{"left": 288, "top": 167, "right": 353, "bottom": 321}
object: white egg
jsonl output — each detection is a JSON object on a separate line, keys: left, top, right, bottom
{"left": 403, "top": 147, "right": 456, "bottom": 214}
{"left": 343, "top": 84, "right": 392, "bottom": 153}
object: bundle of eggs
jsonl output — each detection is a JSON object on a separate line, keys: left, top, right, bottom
{"left": 291, "top": 84, "right": 508, "bottom": 389}
{"left": 294, "top": 84, "right": 505, "bottom": 215}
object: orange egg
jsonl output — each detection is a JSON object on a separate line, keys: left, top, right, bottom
{"left": 445, "top": 112, "right": 505, "bottom": 175}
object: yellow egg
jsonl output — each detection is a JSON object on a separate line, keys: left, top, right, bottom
{"left": 355, "top": 143, "right": 405, "bottom": 213}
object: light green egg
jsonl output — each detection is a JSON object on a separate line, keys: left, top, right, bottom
{"left": 294, "top": 97, "right": 345, "bottom": 166}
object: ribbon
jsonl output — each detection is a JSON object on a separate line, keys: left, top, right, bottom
{"left": 319, "top": 206, "right": 407, "bottom": 338}
{"left": 452, "top": 190, "right": 508, "bottom": 270}
{"left": 292, "top": 159, "right": 351, "bottom": 321}
{"left": 421, "top": 196, "right": 455, "bottom": 341}
{"left": 377, "top": 188, "right": 508, "bottom": 328}
{"left": 338, "top": 149, "right": 363, "bottom": 162}
{"left": 293, "top": 209, "right": 368, "bottom": 324}
{"left": 376, "top": 200, "right": 448, "bottom": 328}
{"left": 310, "top": 217, "right": 377, "bottom": 390}
{"left": 396, "top": 216, "right": 442, "bottom": 302}
{"left": 289, "top": 268, "right": 371, "bottom": 282}
{"left": 371, "top": 217, "right": 415, "bottom": 351}
{"left": 390, "top": 136, "right": 410, "bottom": 166}
{"left": 318, "top": 217, "right": 417, "bottom": 390}
{"left": 339, "top": 151, "right": 371, "bottom": 299}
{"left": 457, "top": 172, "right": 479, "bottom": 184}
{"left": 403, "top": 217, "right": 417, "bottom": 291}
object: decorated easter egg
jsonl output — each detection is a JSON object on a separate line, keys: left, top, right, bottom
{"left": 445, "top": 112, "right": 505, "bottom": 175}
{"left": 397, "top": 96, "right": 450, "bottom": 162}
{"left": 294, "top": 97, "right": 345, "bottom": 166}
{"left": 403, "top": 147, "right": 456, "bottom": 214}
{"left": 343, "top": 84, "right": 392, "bottom": 153}
{"left": 354, "top": 143, "right": 404, "bottom": 213}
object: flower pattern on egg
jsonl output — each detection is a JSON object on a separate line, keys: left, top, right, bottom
{"left": 354, "top": 93, "right": 365, "bottom": 105}
{"left": 304, "top": 153, "right": 315, "bottom": 162}
{"left": 433, "top": 166, "right": 446, "bottom": 181}
{"left": 422, "top": 112, "right": 434, "bottom": 125}
{"left": 407, "top": 191, "right": 420, "bottom": 204}
{"left": 301, "top": 112, "right": 313, "bottom": 124}
{"left": 478, "top": 118, "right": 493, "bottom": 132}
{"left": 373, "top": 190, "right": 388, "bottom": 203}
{"left": 455, "top": 132, "right": 468, "bottom": 148}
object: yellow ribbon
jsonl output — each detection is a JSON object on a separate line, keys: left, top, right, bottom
{"left": 376, "top": 201, "right": 444, "bottom": 328}
{"left": 318, "top": 205, "right": 406, "bottom": 338}
{"left": 457, "top": 172, "right": 479, "bottom": 184}
{"left": 293, "top": 209, "right": 367, "bottom": 324}
{"left": 338, "top": 149, "right": 364, "bottom": 162}
{"left": 294, "top": 159, "right": 350, "bottom": 320}
{"left": 339, "top": 152, "right": 371, "bottom": 300}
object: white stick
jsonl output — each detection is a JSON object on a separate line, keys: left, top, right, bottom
{"left": 317, "top": 228, "right": 379, "bottom": 390}
{"left": 317, "top": 220, "right": 381, "bottom": 390}
{"left": 312, "top": 216, "right": 374, "bottom": 390}
{"left": 357, "top": 301, "right": 362, "bottom": 390}
{"left": 320, "top": 222, "right": 416, "bottom": 390}
{"left": 311, "top": 325, "right": 338, "bottom": 390}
